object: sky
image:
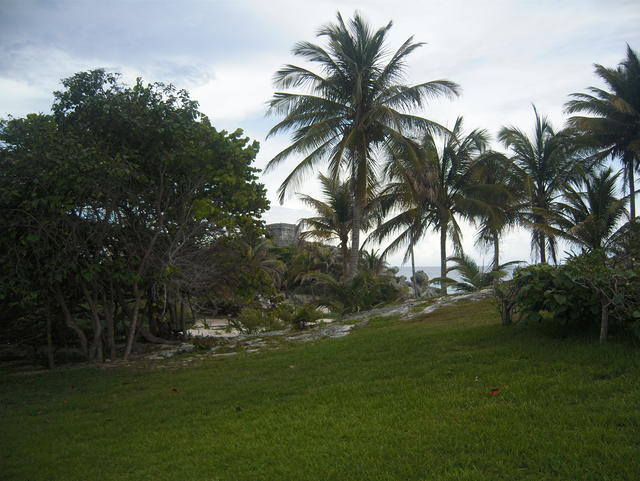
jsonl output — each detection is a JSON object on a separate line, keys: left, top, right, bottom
{"left": 1, "top": 0, "right": 639, "bottom": 267}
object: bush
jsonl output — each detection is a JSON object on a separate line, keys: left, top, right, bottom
{"left": 511, "top": 252, "right": 640, "bottom": 340}
{"left": 511, "top": 264, "right": 599, "bottom": 335}
{"left": 234, "top": 307, "right": 284, "bottom": 333}
{"left": 314, "top": 270, "right": 406, "bottom": 315}
{"left": 274, "top": 302, "right": 324, "bottom": 330}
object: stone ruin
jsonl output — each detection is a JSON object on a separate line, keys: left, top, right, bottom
{"left": 266, "top": 223, "right": 299, "bottom": 247}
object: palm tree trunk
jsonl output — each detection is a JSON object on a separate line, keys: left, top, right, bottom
{"left": 440, "top": 225, "right": 447, "bottom": 295}
{"left": 539, "top": 233, "right": 546, "bottom": 264}
{"left": 349, "top": 196, "right": 361, "bottom": 281}
{"left": 493, "top": 231, "right": 500, "bottom": 271}
{"left": 340, "top": 239, "right": 349, "bottom": 281}
{"left": 629, "top": 162, "right": 636, "bottom": 221}
{"left": 410, "top": 243, "right": 419, "bottom": 297}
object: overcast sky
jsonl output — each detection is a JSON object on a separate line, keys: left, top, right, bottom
{"left": 1, "top": 0, "right": 639, "bottom": 267}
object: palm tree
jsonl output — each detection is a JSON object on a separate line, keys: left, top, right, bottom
{"left": 297, "top": 174, "right": 352, "bottom": 278}
{"left": 565, "top": 45, "right": 640, "bottom": 219}
{"left": 468, "top": 151, "right": 522, "bottom": 270}
{"left": 265, "top": 12, "right": 459, "bottom": 280}
{"left": 366, "top": 141, "right": 432, "bottom": 297}
{"left": 499, "top": 106, "right": 581, "bottom": 264}
{"left": 360, "top": 248, "right": 389, "bottom": 276}
{"left": 443, "top": 253, "right": 521, "bottom": 292}
{"left": 370, "top": 117, "right": 489, "bottom": 295}
{"left": 544, "top": 167, "right": 628, "bottom": 251}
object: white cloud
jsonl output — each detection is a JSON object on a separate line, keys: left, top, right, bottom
{"left": 1, "top": 0, "right": 638, "bottom": 267}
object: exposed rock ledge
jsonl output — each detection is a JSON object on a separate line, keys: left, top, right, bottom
{"left": 145, "top": 289, "right": 492, "bottom": 361}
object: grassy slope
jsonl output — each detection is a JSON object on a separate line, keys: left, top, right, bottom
{"left": 1, "top": 299, "right": 639, "bottom": 481}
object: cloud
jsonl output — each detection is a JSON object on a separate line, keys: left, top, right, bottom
{"left": 1, "top": 0, "right": 638, "bottom": 266}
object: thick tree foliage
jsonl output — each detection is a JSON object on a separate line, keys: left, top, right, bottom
{"left": 0, "top": 70, "right": 268, "bottom": 363}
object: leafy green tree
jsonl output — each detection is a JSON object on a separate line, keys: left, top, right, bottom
{"left": 566, "top": 45, "right": 640, "bottom": 219}
{"left": 265, "top": 12, "right": 459, "bottom": 280}
{"left": 499, "top": 106, "right": 581, "bottom": 264}
{"left": 0, "top": 70, "right": 269, "bottom": 363}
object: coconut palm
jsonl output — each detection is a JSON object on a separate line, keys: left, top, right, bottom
{"left": 544, "top": 167, "right": 628, "bottom": 251}
{"left": 468, "top": 151, "right": 523, "bottom": 270}
{"left": 499, "top": 106, "right": 581, "bottom": 264}
{"left": 565, "top": 45, "right": 640, "bottom": 219}
{"left": 366, "top": 140, "right": 433, "bottom": 296}
{"left": 265, "top": 12, "right": 459, "bottom": 280}
{"left": 369, "top": 117, "right": 489, "bottom": 295}
{"left": 442, "top": 253, "right": 522, "bottom": 292}
{"left": 298, "top": 174, "right": 375, "bottom": 279}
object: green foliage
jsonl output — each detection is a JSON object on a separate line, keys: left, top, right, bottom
{"left": 442, "top": 253, "right": 521, "bottom": 292}
{"left": 511, "top": 253, "right": 640, "bottom": 338}
{"left": 314, "top": 270, "right": 406, "bottom": 315}
{"left": 273, "top": 302, "right": 324, "bottom": 330}
{"left": 0, "top": 69, "right": 269, "bottom": 360}
{"left": 234, "top": 307, "right": 285, "bottom": 334}
{"left": 512, "top": 264, "right": 598, "bottom": 333}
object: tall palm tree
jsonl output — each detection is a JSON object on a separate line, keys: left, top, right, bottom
{"left": 297, "top": 173, "right": 365, "bottom": 279}
{"left": 366, "top": 139, "right": 433, "bottom": 297}
{"left": 265, "top": 12, "right": 459, "bottom": 280}
{"left": 545, "top": 167, "right": 628, "bottom": 251}
{"left": 499, "top": 106, "right": 581, "bottom": 264}
{"left": 371, "top": 117, "right": 489, "bottom": 294}
{"left": 565, "top": 45, "right": 640, "bottom": 220}
{"left": 468, "top": 151, "right": 523, "bottom": 270}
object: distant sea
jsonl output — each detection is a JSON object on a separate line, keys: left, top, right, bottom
{"left": 394, "top": 265, "right": 519, "bottom": 282}
{"left": 394, "top": 266, "right": 458, "bottom": 282}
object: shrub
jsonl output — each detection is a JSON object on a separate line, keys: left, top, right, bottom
{"left": 313, "top": 270, "right": 406, "bottom": 315}
{"left": 511, "top": 264, "right": 599, "bottom": 335}
{"left": 234, "top": 307, "right": 284, "bottom": 334}
{"left": 511, "top": 252, "right": 640, "bottom": 340}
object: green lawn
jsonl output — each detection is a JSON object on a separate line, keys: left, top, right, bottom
{"left": 2, "top": 299, "right": 639, "bottom": 481}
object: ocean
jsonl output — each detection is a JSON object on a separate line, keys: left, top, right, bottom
{"left": 394, "top": 266, "right": 459, "bottom": 282}
{"left": 394, "top": 265, "right": 518, "bottom": 283}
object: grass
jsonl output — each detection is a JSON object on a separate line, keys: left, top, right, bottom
{"left": 2, "top": 298, "right": 639, "bottom": 480}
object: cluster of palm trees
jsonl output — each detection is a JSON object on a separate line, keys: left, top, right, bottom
{"left": 266, "top": 13, "right": 639, "bottom": 294}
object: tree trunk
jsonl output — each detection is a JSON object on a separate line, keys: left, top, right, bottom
{"left": 82, "top": 282, "right": 104, "bottom": 362}
{"left": 440, "top": 225, "right": 447, "bottom": 295}
{"left": 103, "top": 291, "right": 116, "bottom": 360}
{"left": 45, "top": 304, "right": 55, "bottom": 369}
{"left": 340, "top": 239, "right": 349, "bottom": 281}
{"left": 55, "top": 287, "right": 88, "bottom": 359}
{"left": 629, "top": 161, "right": 636, "bottom": 221}
{"left": 539, "top": 233, "right": 546, "bottom": 264}
{"left": 147, "top": 287, "right": 158, "bottom": 335}
{"left": 493, "top": 232, "right": 500, "bottom": 271}
{"left": 178, "top": 297, "right": 185, "bottom": 333}
{"left": 138, "top": 325, "right": 180, "bottom": 344}
{"left": 410, "top": 243, "right": 419, "bottom": 297}
{"left": 600, "top": 298, "right": 609, "bottom": 344}
{"left": 349, "top": 197, "right": 361, "bottom": 281}
{"left": 123, "top": 282, "right": 142, "bottom": 361}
